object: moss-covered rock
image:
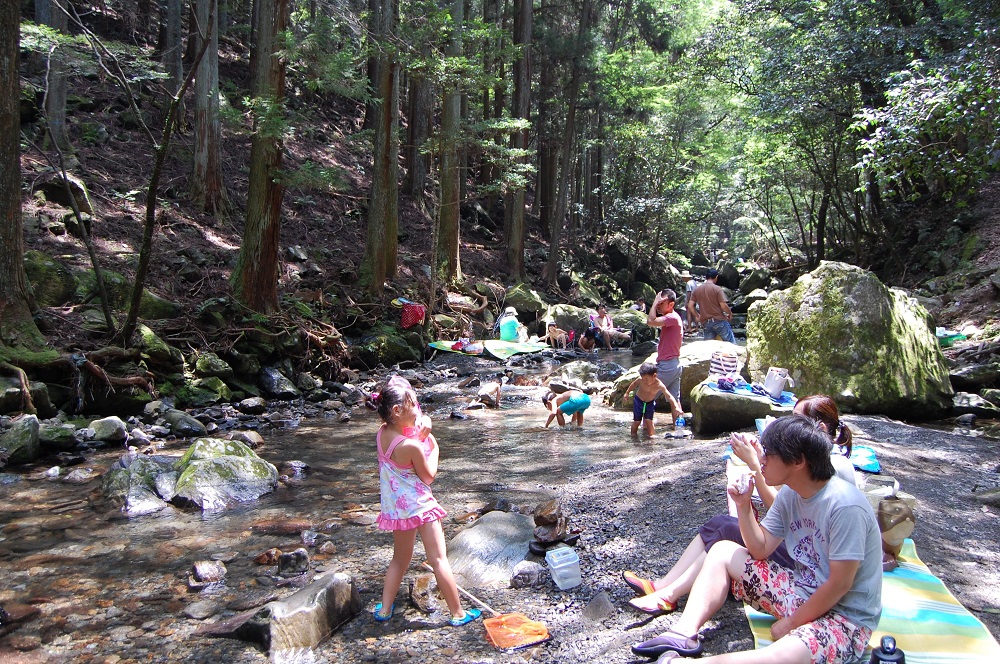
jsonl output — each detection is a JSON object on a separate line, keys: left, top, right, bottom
{"left": 194, "top": 352, "right": 235, "bottom": 380}
{"left": 136, "top": 324, "right": 184, "bottom": 370}
{"left": 352, "top": 326, "right": 422, "bottom": 369}
{"left": 503, "top": 283, "right": 547, "bottom": 315}
{"left": 1, "top": 414, "right": 40, "bottom": 465}
{"left": 173, "top": 438, "right": 278, "bottom": 510}
{"left": 74, "top": 269, "right": 182, "bottom": 320}
{"left": 24, "top": 250, "right": 77, "bottom": 306}
{"left": 746, "top": 261, "right": 953, "bottom": 418}
{"left": 568, "top": 271, "right": 603, "bottom": 307}
{"left": 607, "top": 340, "right": 748, "bottom": 410}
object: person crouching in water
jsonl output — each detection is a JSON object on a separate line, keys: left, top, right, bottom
{"left": 542, "top": 389, "right": 591, "bottom": 428}
{"left": 368, "top": 376, "right": 482, "bottom": 627}
{"left": 622, "top": 362, "right": 683, "bottom": 436}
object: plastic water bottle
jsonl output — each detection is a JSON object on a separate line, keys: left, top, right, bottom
{"left": 675, "top": 417, "right": 686, "bottom": 429}
{"left": 869, "top": 636, "right": 905, "bottom": 663}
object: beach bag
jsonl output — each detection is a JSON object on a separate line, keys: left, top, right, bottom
{"left": 400, "top": 303, "right": 426, "bottom": 329}
{"left": 709, "top": 350, "right": 741, "bottom": 379}
{"left": 763, "top": 367, "right": 794, "bottom": 400}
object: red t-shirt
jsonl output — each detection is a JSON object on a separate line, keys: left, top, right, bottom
{"left": 656, "top": 311, "right": 683, "bottom": 361}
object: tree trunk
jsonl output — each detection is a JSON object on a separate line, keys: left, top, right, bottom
{"left": 359, "top": 0, "right": 399, "bottom": 298}
{"left": 191, "top": 0, "right": 227, "bottom": 215}
{"left": 1, "top": 0, "right": 44, "bottom": 348}
{"left": 502, "top": 0, "right": 530, "bottom": 282}
{"left": 402, "top": 46, "right": 430, "bottom": 197}
{"left": 163, "top": 0, "right": 183, "bottom": 96}
{"left": 436, "top": 0, "right": 463, "bottom": 282}
{"left": 362, "top": 0, "right": 380, "bottom": 131}
{"left": 230, "top": 0, "right": 288, "bottom": 314}
{"left": 542, "top": 0, "right": 592, "bottom": 286}
{"left": 44, "top": 0, "right": 71, "bottom": 153}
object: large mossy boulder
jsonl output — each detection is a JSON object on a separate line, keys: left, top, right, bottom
{"left": 173, "top": 438, "right": 279, "bottom": 511}
{"left": 746, "top": 261, "right": 953, "bottom": 418}
{"left": 503, "top": 284, "right": 547, "bottom": 315}
{"left": 352, "top": 327, "right": 423, "bottom": 369}
{"left": 24, "top": 250, "right": 78, "bottom": 306}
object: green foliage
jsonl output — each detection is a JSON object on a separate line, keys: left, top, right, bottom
{"left": 854, "top": 26, "right": 1000, "bottom": 203}
{"left": 286, "top": 11, "right": 367, "bottom": 100}
{"left": 20, "top": 22, "right": 166, "bottom": 85}
{"left": 279, "top": 160, "right": 350, "bottom": 194}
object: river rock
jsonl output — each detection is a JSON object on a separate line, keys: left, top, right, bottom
{"left": 504, "top": 283, "right": 547, "bottom": 315}
{"left": 0, "top": 377, "right": 55, "bottom": 418}
{"left": 63, "top": 467, "right": 101, "bottom": 484}
{"left": 951, "top": 392, "right": 1000, "bottom": 418}
{"left": 91, "top": 416, "right": 128, "bottom": 443}
{"left": 510, "top": 560, "right": 545, "bottom": 588}
{"left": 1, "top": 415, "right": 40, "bottom": 466}
{"left": 196, "top": 572, "right": 361, "bottom": 655}
{"left": 173, "top": 438, "right": 279, "bottom": 511}
{"left": 37, "top": 422, "right": 78, "bottom": 451}
{"left": 447, "top": 510, "right": 536, "bottom": 588}
{"left": 136, "top": 324, "right": 184, "bottom": 370}
{"left": 746, "top": 261, "right": 953, "bottom": 418}
{"left": 194, "top": 351, "right": 234, "bottom": 380}
{"left": 236, "top": 397, "right": 268, "bottom": 415}
{"left": 981, "top": 388, "right": 1000, "bottom": 407}
{"left": 259, "top": 367, "right": 301, "bottom": 399}
{"left": 410, "top": 573, "right": 439, "bottom": 612}
{"left": 689, "top": 380, "right": 795, "bottom": 435}
{"left": 102, "top": 453, "right": 176, "bottom": 516}
{"left": 738, "top": 266, "right": 771, "bottom": 294}
{"left": 950, "top": 362, "right": 1000, "bottom": 391}
{"left": 731, "top": 288, "right": 768, "bottom": 314}
{"left": 162, "top": 409, "right": 208, "bottom": 437}
{"left": 228, "top": 430, "right": 264, "bottom": 448}
{"left": 716, "top": 260, "right": 741, "bottom": 290}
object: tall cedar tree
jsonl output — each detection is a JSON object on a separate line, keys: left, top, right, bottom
{"left": 231, "top": 0, "right": 289, "bottom": 313}
{"left": 359, "top": 0, "right": 400, "bottom": 298}
{"left": 1, "top": 0, "right": 44, "bottom": 348}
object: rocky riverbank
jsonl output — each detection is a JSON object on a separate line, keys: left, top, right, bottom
{"left": 3, "top": 360, "right": 998, "bottom": 663}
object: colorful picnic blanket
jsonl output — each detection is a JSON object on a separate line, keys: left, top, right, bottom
{"left": 429, "top": 339, "right": 549, "bottom": 360}
{"left": 707, "top": 381, "right": 796, "bottom": 406}
{"left": 723, "top": 442, "right": 879, "bottom": 474}
{"left": 744, "top": 539, "right": 1000, "bottom": 663}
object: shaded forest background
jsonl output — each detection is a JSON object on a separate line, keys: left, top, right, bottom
{"left": 2, "top": 0, "right": 1000, "bottom": 371}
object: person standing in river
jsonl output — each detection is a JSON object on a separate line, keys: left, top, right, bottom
{"left": 367, "top": 376, "right": 481, "bottom": 627}
{"left": 647, "top": 289, "right": 684, "bottom": 418}
{"left": 687, "top": 268, "right": 735, "bottom": 343}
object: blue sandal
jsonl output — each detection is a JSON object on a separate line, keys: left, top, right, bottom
{"left": 373, "top": 602, "right": 394, "bottom": 622}
{"left": 449, "top": 607, "right": 482, "bottom": 626}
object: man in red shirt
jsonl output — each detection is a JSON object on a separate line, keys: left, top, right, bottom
{"left": 647, "top": 289, "right": 684, "bottom": 416}
{"left": 687, "top": 268, "right": 736, "bottom": 344}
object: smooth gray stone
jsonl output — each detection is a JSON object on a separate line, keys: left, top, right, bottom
{"left": 447, "top": 510, "right": 535, "bottom": 589}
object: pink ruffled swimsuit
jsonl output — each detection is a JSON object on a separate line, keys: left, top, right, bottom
{"left": 376, "top": 426, "right": 447, "bottom": 530}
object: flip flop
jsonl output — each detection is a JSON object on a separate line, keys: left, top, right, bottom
{"left": 373, "top": 602, "right": 394, "bottom": 622}
{"left": 627, "top": 596, "right": 677, "bottom": 617}
{"left": 622, "top": 570, "right": 656, "bottom": 596}
{"left": 631, "top": 629, "right": 702, "bottom": 659}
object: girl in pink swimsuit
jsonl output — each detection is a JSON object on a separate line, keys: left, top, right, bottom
{"left": 368, "top": 376, "right": 481, "bottom": 627}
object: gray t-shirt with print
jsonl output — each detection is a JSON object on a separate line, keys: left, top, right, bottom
{"left": 760, "top": 476, "right": 883, "bottom": 630}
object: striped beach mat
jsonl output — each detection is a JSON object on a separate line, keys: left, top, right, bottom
{"left": 744, "top": 539, "right": 1000, "bottom": 663}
